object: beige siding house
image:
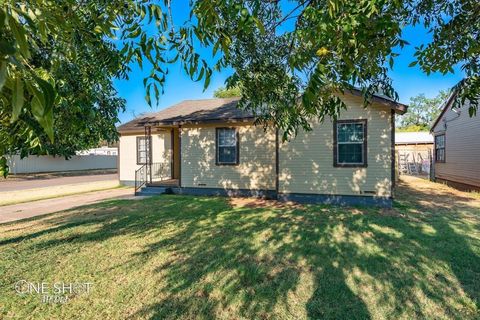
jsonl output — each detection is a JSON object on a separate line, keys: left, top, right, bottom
{"left": 431, "top": 93, "right": 480, "bottom": 191}
{"left": 118, "top": 91, "right": 407, "bottom": 207}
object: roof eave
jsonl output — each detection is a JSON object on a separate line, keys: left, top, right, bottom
{"left": 347, "top": 89, "right": 408, "bottom": 114}
{"left": 430, "top": 91, "right": 457, "bottom": 133}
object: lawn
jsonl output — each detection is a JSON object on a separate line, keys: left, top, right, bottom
{"left": 0, "top": 180, "right": 121, "bottom": 206}
{"left": 0, "top": 176, "right": 479, "bottom": 319}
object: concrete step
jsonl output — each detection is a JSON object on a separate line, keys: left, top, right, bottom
{"left": 136, "top": 186, "right": 172, "bottom": 196}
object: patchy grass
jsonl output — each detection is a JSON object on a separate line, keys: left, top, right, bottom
{"left": 0, "top": 177, "right": 479, "bottom": 319}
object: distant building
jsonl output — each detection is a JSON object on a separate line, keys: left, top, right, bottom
{"left": 395, "top": 132, "right": 433, "bottom": 175}
{"left": 76, "top": 147, "right": 118, "bottom": 156}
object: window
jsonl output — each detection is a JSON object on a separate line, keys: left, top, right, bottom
{"left": 435, "top": 134, "right": 445, "bottom": 162}
{"left": 136, "top": 137, "right": 151, "bottom": 164}
{"left": 216, "top": 128, "right": 239, "bottom": 165}
{"left": 334, "top": 120, "right": 367, "bottom": 167}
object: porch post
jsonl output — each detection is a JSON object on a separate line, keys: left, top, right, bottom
{"left": 144, "top": 125, "right": 152, "bottom": 184}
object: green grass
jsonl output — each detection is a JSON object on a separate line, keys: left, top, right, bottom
{"left": 0, "top": 177, "right": 479, "bottom": 319}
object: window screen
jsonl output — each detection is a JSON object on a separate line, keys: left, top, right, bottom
{"left": 216, "top": 128, "right": 238, "bottom": 164}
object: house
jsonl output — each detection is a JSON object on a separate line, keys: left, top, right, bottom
{"left": 395, "top": 132, "right": 433, "bottom": 175}
{"left": 117, "top": 90, "right": 408, "bottom": 207}
{"left": 431, "top": 91, "right": 480, "bottom": 191}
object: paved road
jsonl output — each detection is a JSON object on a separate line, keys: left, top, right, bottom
{"left": 0, "top": 188, "right": 134, "bottom": 224}
{"left": 0, "top": 173, "right": 118, "bottom": 192}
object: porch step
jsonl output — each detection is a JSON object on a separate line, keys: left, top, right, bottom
{"left": 136, "top": 186, "right": 172, "bottom": 196}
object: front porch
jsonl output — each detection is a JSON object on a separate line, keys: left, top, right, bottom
{"left": 134, "top": 125, "right": 181, "bottom": 194}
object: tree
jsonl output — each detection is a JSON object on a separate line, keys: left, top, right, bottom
{"left": 189, "top": 0, "right": 479, "bottom": 138}
{"left": 0, "top": 1, "right": 210, "bottom": 176}
{"left": 213, "top": 86, "right": 242, "bottom": 98}
{"left": 397, "top": 91, "right": 450, "bottom": 131}
{"left": 1, "top": 1, "right": 479, "bottom": 175}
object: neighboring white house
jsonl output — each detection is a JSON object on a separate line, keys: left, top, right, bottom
{"left": 77, "top": 147, "right": 118, "bottom": 156}
{"left": 431, "top": 90, "right": 480, "bottom": 191}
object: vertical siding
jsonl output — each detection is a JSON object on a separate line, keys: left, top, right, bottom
{"left": 119, "top": 131, "right": 172, "bottom": 183}
{"left": 432, "top": 100, "right": 480, "bottom": 187}
{"left": 279, "top": 95, "right": 393, "bottom": 197}
{"left": 181, "top": 124, "right": 276, "bottom": 190}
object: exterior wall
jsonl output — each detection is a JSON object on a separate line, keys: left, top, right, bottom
{"left": 432, "top": 100, "right": 480, "bottom": 188}
{"left": 279, "top": 94, "right": 393, "bottom": 198}
{"left": 180, "top": 124, "right": 276, "bottom": 190}
{"left": 119, "top": 130, "right": 172, "bottom": 184}
{"left": 7, "top": 155, "right": 117, "bottom": 174}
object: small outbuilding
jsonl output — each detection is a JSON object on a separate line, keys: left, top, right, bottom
{"left": 395, "top": 132, "right": 433, "bottom": 175}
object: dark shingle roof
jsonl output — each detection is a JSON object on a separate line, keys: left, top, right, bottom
{"left": 118, "top": 91, "right": 407, "bottom": 133}
{"left": 117, "top": 97, "right": 252, "bottom": 132}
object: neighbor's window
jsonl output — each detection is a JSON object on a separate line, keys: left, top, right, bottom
{"left": 334, "top": 120, "right": 367, "bottom": 167}
{"left": 136, "top": 137, "right": 151, "bottom": 164}
{"left": 435, "top": 134, "right": 445, "bottom": 162}
{"left": 216, "top": 128, "right": 238, "bottom": 165}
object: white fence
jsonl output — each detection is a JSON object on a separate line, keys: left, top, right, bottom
{"left": 7, "top": 155, "right": 117, "bottom": 174}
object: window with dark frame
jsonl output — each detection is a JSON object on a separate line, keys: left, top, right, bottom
{"left": 136, "top": 136, "right": 151, "bottom": 165}
{"left": 216, "top": 128, "right": 239, "bottom": 165}
{"left": 334, "top": 120, "right": 367, "bottom": 167}
{"left": 435, "top": 134, "right": 445, "bottom": 162}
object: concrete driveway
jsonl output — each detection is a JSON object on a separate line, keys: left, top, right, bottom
{"left": 0, "top": 188, "right": 134, "bottom": 224}
{"left": 0, "top": 173, "right": 118, "bottom": 192}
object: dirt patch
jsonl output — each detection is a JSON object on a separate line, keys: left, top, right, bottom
{"left": 380, "top": 208, "right": 405, "bottom": 217}
{"left": 397, "top": 175, "right": 480, "bottom": 211}
{"left": 229, "top": 197, "right": 305, "bottom": 210}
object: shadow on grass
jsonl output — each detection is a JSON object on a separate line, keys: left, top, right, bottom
{"left": 1, "top": 178, "right": 479, "bottom": 319}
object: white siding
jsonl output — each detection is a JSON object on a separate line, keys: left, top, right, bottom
{"left": 432, "top": 100, "right": 480, "bottom": 187}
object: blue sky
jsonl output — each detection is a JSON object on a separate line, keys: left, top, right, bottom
{"left": 114, "top": 7, "right": 464, "bottom": 125}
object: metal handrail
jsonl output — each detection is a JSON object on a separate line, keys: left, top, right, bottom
{"left": 150, "top": 162, "right": 165, "bottom": 181}
{"left": 134, "top": 162, "right": 167, "bottom": 195}
{"left": 134, "top": 164, "right": 147, "bottom": 195}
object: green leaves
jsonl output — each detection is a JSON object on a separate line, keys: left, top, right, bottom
{"left": 0, "top": 0, "right": 478, "bottom": 177}
{"left": 25, "top": 76, "right": 55, "bottom": 142}
{"left": 11, "top": 76, "right": 24, "bottom": 123}
{"left": 0, "top": 156, "right": 8, "bottom": 178}
{"left": 8, "top": 14, "right": 30, "bottom": 59}
{"left": 0, "top": 61, "right": 6, "bottom": 91}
